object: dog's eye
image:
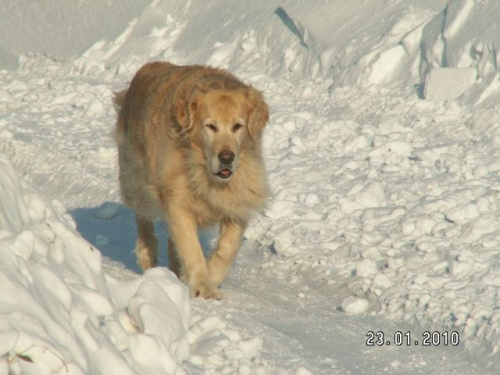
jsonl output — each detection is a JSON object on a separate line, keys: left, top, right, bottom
{"left": 232, "top": 123, "right": 244, "bottom": 132}
{"left": 205, "top": 124, "right": 218, "bottom": 132}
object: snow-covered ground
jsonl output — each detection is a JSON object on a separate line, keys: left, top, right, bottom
{"left": 2, "top": 0, "right": 500, "bottom": 373}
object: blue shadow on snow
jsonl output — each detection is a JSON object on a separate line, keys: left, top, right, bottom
{"left": 69, "top": 202, "right": 217, "bottom": 274}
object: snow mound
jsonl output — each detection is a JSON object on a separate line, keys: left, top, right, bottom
{"left": 420, "top": 0, "right": 500, "bottom": 104}
{"left": 7, "top": 0, "right": 500, "bottom": 106}
{"left": 0, "top": 155, "right": 269, "bottom": 374}
{"left": 0, "top": 0, "right": 151, "bottom": 69}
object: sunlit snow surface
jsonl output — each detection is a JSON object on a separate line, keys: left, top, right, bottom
{"left": 1, "top": 0, "right": 500, "bottom": 373}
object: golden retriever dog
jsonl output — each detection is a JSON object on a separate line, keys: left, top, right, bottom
{"left": 114, "top": 62, "right": 269, "bottom": 299}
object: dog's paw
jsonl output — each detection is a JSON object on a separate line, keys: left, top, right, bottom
{"left": 190, "top": 283, "right": 221, "bottom": 300}
{"left": 136, "top": 250, "right": 158, "bottom": 271}
{"left": 134, "top": 241, "right": 158, "bottom": 271}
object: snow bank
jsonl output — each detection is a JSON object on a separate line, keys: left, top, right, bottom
{"left": 0, "top": 0, "right": 151, "bottom": 69}
{"left": 420, "top": 0, "right": 500, "bottom": 104}
{"left": 271, "top": 0, "right": 500, "bottom": 104}
{"left": 7, "top": 0, "right": 500, "bottom": 105}
{"left": 0, "top": 154, "right": 188, "bottom": 373}
{"left": 0, "top": 1, "right": 441, "bottom": 89}
{"left": 0, "top": 155, "right": 269, "bottom": 374}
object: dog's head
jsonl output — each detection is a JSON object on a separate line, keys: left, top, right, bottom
{"left": 177, "top": 84, "right": 269, "bottom": 183}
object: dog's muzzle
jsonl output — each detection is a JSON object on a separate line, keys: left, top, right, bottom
{"left": 214, "top": 150, "right": 235, "bottom": 179}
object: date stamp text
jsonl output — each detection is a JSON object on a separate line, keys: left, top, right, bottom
{"left": 366, "top": 331, "right": 460, "bottom": 347}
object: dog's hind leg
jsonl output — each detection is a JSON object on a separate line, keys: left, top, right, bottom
{"left": 167, "top": 238, "right": 182, "bottom": 277}
{"left": 134, "top": 214, "right": 158, "bottom": 270}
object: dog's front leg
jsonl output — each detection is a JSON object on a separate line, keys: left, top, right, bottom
{"left": 167, "top": 204, "right": 220, "bottom": 299}
{"left": 208, "top": 220, "right": 246, "bottom": 287}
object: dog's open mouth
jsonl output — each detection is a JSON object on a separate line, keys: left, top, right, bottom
{"left": 215, "top": 168, "right": 233, "bottom": 179}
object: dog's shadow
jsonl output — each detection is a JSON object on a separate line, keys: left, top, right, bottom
{"left": 69, "top": 202, "right": 217, "bottom": 274}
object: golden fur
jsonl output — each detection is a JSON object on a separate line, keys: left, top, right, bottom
{"left": 114, "top": 61, "right": 269, "bottom": 299}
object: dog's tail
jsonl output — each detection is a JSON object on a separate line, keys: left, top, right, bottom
{"left": 113, "top": 89, "right": 127, "bottom": 114}
{"left": 113, "top": 89, "right": 128, "bottom": 137}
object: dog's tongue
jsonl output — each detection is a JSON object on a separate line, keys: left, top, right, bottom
{"left": 216, "top": 168, "right": 232, "bottom": 179}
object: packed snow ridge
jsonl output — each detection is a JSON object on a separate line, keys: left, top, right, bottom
{"left": 4, "top": 0, "right": 500, "bottom": 104}
{"left": 0, "top": 156, "right": 271, "bottom": 374}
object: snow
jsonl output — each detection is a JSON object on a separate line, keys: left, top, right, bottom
{"left": 340, "top": 297, "right": 370, "bottom": 316}
{"left": 424, "top": 67, "right": 477, "bottom": 100}
{"left": 0, "top": 156, "right": 272, "bottom": 374}
{"left": 2, "top": 0, "right": 500, "bottom": 373}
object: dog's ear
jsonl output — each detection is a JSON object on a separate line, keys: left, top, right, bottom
{"left": 176, "top": 85, "right": 207, "bottom": 131}
{"left": 176, "top": 99, "right": 187, "bottom": 128}
{"left": 176, "top": 99, "right": 197, "bottom": 131}
{"left": 246, "top": 87, "right": 269, "bottom": 138}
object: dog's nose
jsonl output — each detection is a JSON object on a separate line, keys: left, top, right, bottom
{"left": 218, "top": 150, "right": 235, "bottom": 165}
